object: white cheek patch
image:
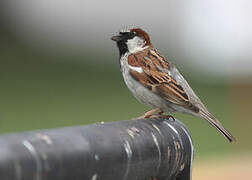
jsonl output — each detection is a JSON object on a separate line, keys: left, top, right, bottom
{"left": 126, "top": 36, "right": 147, "bottom": 53}
{"left": 128, "top": 65, "right": 143, "bottom": 73}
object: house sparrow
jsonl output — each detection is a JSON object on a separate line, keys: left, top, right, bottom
{"left": 111, "top": 27, "right": 235, "bottom": 142}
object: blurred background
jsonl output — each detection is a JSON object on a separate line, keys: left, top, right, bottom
{"left": 0, "top": 0, "right": 251, "bottom": 179}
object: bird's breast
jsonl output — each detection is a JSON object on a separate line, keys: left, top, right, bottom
{"left": 120, "top": 54, "right": 172, "bottom": 111}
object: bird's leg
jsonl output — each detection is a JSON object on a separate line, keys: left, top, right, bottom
{"left": 158, "top": 110, "right": 164, "bottom": 115}
{"left": 146, "top": 110, "right": 165, "bottom": 119}
{"left": 133, "top": 108, "right": 175, "bottom": 121}
{"left": 135, "top": 108, "right": 162, "bottom": 119}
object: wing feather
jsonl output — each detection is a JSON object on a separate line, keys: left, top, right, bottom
{"left": 128, "top": 48, "right": 194, "bottom": 109}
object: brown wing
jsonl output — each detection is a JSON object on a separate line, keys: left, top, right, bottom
{"left": 128, "top": 48, "right": 190, "bottom": 106}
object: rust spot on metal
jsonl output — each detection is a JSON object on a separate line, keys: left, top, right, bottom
{"left": 91, "top": 174, "right": 98, "bottom": 180}
{"left": 180, "top": 163, "right": 185, "bottom": 171}
{"left": 36, "top": 133, "right": 52, "bottom": 145}
{"left": 94, "top": 154, "right": 100, "bottom": 161}
{"left": 167, "top": 146, "right": 171, "bottom": 164}
{"left": 127, "top": 127, "right": 140, "bottom": 138}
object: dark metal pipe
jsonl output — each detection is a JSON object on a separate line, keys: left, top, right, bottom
{"left": 0, "top": 118, "right": 193, "bottom": 180}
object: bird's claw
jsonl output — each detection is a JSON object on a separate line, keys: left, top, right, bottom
{"left": 162, "top": 115, "right": 175, "bottom": 122}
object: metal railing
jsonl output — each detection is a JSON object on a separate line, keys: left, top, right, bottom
{"left": 0, "top": 118, "right": 193, "bottom": 180}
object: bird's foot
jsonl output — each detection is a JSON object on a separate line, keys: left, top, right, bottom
{"left": 146, "top": 114, "right": 163, "bottom": 119}
{"left": 146, "top": 114, "right": 175, "bottom": 121}
{"left": 161, "top": 114, "right": 176, "bottom": 121}
{"left": 132, "top": 109, "right": 175, "bottom": 121}
{"left": 133, "top": 108, "right": 163, "bottom": 120}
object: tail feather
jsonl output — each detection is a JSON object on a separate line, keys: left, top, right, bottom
{"left": 198, "top": 109, "right": 236, "bottom": 143}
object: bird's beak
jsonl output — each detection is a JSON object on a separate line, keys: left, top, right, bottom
{"left": 111, "top": 35, "right": 123, "bottom": 42}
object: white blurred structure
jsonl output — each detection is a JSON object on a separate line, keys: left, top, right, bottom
{"left": 2, "top": 0, "right": 252, "bottom": 77}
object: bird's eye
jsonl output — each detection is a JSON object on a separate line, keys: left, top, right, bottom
{"left": 129, "top": 32, "right": 136, "bottom": 38}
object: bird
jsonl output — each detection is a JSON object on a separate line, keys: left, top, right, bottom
{"left": 111, "top": 27, "right": 235, "bottom": 142}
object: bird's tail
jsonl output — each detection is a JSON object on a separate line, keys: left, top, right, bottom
{"left": 198, "top": 109, "right": 236, "bottom": 143}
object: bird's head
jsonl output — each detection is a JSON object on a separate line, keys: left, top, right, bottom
{"left": 111, "top": 27, "right": 152, "bottom": 55}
